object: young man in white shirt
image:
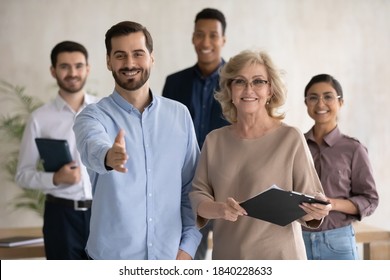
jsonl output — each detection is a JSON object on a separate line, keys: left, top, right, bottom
{"left": 15, "top": 41, "right": 99, "bottom": 259}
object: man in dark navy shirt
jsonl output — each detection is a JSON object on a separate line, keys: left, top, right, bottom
{"left": 162, "top": 8, "right": 229, "bottom": 258}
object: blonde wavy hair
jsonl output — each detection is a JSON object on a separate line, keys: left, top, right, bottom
{"left": 215, "top": 50, "right": 286, "bottom": 123}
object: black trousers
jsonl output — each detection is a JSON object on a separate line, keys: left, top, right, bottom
{"left": 43, "top": 200, "right": 91, "bottom": 260}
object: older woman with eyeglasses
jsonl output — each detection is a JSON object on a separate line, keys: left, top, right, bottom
{"left": 302, "top": 74, "right": 379, "bottom": 260}
{"left": 189, "top": 50, "right": 332, "bottom": 260}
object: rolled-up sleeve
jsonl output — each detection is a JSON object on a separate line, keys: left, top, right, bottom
{"left": 348, "top": 144, "right": 379, "bottom": 219}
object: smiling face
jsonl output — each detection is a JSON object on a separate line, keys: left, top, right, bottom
{"left": 50, "top": 52, "right": 89, "bottom": 94}
{"left": 231, "top": 63, "right": 271, "bottom": 118}
{"left": 106, "top": 32, "right": 154, "bottom": 92}
{"left": 192, "top": 19, "right": 225, "bottom": 72}
{"left": 305, "top": 81, "right": 343, "bottom": 128}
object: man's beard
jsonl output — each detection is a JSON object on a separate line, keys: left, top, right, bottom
{"left": 57, "top": 76, "right": 86, "bottom": 94}
{"left": 112, "top": 67, "right": 150, "bottom": 91}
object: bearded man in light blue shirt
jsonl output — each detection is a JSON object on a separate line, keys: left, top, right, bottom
{"left": 73, "top": 21, "right": 201, "bottom": 260}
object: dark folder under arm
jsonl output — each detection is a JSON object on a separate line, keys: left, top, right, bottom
{"left": 239, "top": 185, "right": 329, "bottom": 226}
{"left": 35, "top": 138, "right": 73, "bottom": 172}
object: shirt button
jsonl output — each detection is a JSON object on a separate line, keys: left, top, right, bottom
{"left": 148, "top": 243, "right": 153, "bottom": 247}
{"left": 149, "top": 218, "right": 153, "bottom": 222}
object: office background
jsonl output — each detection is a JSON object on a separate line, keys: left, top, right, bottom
{"left": 0, "top": 0, "right": 389, "bottom": 231}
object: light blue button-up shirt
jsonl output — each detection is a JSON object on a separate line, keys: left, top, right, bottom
{"left": 73, "top": 90, "right": 201, "bottom": 260}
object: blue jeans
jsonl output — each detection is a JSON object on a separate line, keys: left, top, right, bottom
{"left": 302, "top": 224, "right": 359, "bottom": 260}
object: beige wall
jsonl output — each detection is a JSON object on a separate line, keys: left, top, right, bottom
{"left": 1, "top": 0, "right": 389, "bottom": 230}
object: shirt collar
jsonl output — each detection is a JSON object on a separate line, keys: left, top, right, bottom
{"left": 54, "top": 92, "right": 93, "bottom": 112}
{"left": 112, "top": 89, "right": 155, "bottom": 113}
{"left": 83, "top": 93, "right": 97, "bottom": 105}
{"left": 305, "top": 125, "right": 342, "bottom": 147}
{"left": 193, "top": 59, "right": 225, "bottom": 79}
{"left": 54, "top": 94, "right": 67, "bottom": 110}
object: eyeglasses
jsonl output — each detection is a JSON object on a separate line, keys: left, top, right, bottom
{"left": 305, "top": 94, "right": 341, "bottom": 105}
{"left": 230, "top": 78, "right": 269, "bottom": 91}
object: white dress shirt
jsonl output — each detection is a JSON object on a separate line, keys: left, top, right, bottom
{"left": 15, "top": 93, "right": 99, "bottom": 200}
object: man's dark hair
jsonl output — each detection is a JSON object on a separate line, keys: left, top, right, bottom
{"left": 105, "top": 21, "right": 153, "bottom": 55}
{"left": 195, "top": 8, "right": 227, "bottom": 35}
{"left": 304, "top": 74, "right": 344, "bottom": 99}
{"left": 50, "top": 41, "right": 88, "bottom": 67}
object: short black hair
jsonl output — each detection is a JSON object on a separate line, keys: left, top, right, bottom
{"left": 50, "top": 41, "right": 88, "bottom": 67}
{"left": 304, "top": 74, "right": 344, "bottom": 99}
{"left": 195, "top": 8, "right": 226, "bottom": 35}
{"left": 105, "top": 21, "right": 153, "bottom": 55}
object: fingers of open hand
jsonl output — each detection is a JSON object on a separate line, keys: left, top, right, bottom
{"left": 106, "top": 129, "right": 128, "bottom": 172}
{"left": 113, "top": 151, "right": 128, "bottom": 172}
{"left": 108, "top": 144, "right": 128, "bottom": 172}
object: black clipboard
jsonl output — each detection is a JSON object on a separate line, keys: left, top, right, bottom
{"left": 35, "top": 138, "right": 73, "bottom": 172}
{"left": 239, "top": 185, "right": 329, "bottom": 226}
